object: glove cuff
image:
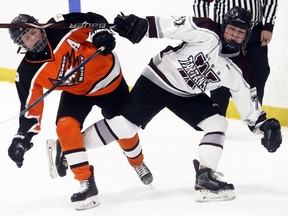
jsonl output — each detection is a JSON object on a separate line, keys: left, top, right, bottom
{"left": 15, "top": 132, "right": 34, "bottom": 143}
{"left": 131, "top": 18, "right": 148, "bottom": 44}
{"left": 91, "top": 28, "right": 113, "bottom": 38}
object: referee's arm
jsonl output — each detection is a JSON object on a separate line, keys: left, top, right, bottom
{"left": 192, "top": 0, "right": 212, "bottom": 17}
{"left": 262, "top": 0, "right": 278, "bottom": 32}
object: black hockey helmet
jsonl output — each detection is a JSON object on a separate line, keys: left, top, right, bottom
{"left": 9, "top": 14, "right": 47, "bottom": 53}
{"left": 220, "top": 6, "right": 253, "bottom": 53}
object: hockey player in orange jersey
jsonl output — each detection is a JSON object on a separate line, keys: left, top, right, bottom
{"left": 7, "top": 12, "right": 152, "bottom": 210}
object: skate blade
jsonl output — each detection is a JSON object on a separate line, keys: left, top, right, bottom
{"left": 142, "top": 176, "right": 153, "bottom": 185}
{"left": 74, "top": 195, "right": 100, "bottom": 210}
{"left": 147, "top": 183, "right": 154, "bottom": 190}
{"left": 195, "top": 189, "right": 235, "bottom": 202}
{"left": 46, "top": 139, "right": 59, "bottom": 179}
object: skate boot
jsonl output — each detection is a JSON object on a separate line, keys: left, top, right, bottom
{"left": 133, "top": 163, "right": 153, "bottom": 185}
{"left": 193, "top": 159, "right": 235, "bottom": 202}
{"left": 260, "top": 118, "right": 282, "bottom": 153}
{"left": 55, "top": 140, "right": 68, "bottom": 177}
{"left": 71, "top": 166, "right": 100, "bottom": 210}
{"left": 46, "top": 139, "right": 68, "bottom": 178}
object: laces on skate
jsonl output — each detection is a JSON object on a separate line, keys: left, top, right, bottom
{"left": 133, "top": 163, "right": 153, "bottom": 185}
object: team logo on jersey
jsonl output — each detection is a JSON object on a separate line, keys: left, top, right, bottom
{"left": 172, "top": 16, "right": 186, "bottom": 27}
{"left": 50, "top": 49, "right": 84, "bottom": 86}
{"left": 67, "top": 39, "right": 80, "bottom": 51}
{"left": 178, "top": 52, "right": 220, "bottom": 91}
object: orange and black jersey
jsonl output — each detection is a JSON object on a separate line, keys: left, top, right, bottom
{"left": 15, "top": 12, "right": 123, "bottom": 138}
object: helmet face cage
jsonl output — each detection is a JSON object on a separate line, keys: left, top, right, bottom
{"left": 24, "top": 29, "right": 48, "bottom": 53}
{"left": 221, "top": 7, "right": 253, "bottom": 52}
{"left": 13, "top": 28, "right": 31, "bottom": 47}
{"left": 9, "top": 14, "right": 48, "bottom": 53}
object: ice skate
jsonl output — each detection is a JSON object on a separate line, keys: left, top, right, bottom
{"left": 193, "top": 159, "right": 235, "bottom": 202}
{"left": 55, "top": 140, "right": 68, "bottom": 177}
{"left": 133, "top": 162, "right": 153, "bottom": 185}
{"left": 260, "top": 118, "right": 282, "bottom": 152}
{"left": 71, "top": 166, "right": 100, "bottom": 210}
{"left": 46, "top": 139, "right": 68, "bottom": 178}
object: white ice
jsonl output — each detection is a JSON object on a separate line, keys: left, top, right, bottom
{"left": 0, "top": 82, "right": 287, "bottom": 216}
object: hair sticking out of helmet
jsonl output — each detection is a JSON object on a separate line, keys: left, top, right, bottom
{"left": 9, "top": 14, "right": 48, "bottom": 53}
{"left": 220, "top": 6, "right": 253, "bottom": 55}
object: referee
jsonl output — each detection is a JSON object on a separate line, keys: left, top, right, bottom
{"left": 192, "top": 0, "right": 278, "bottom": 116}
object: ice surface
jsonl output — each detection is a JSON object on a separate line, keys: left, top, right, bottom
{"left": 1, "top": 82, "right": 287, "bottom": 216}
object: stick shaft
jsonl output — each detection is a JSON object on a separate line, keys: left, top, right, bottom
{"left": 19, "top": 46, "right": 104, "bottom": 116}
{"left": 0, "top": 22, "right": 114, "bottom": 29}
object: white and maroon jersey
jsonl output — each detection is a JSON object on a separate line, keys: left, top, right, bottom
{"left": 143, "top": 16, "right": 264, "bottom": 125}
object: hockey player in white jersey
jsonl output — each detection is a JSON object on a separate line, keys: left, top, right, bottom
{"left": 53, "top": 7, "right": 282, "bottom": 202}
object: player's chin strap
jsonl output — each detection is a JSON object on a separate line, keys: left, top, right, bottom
{"left": 0, "top": 46, "right": 105, "bottom": 124}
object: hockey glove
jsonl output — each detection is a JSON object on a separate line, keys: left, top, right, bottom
{"left": 259, "top": 118, "right": 282, "bottom": 153}
{"left": 91, "top": 29, "right": 116, "bottom": 55}
{"left": 8, "top": 133, "right": 33, "bottom": 168}
{"left": 113, "top": 13, "right": 148, "bottom": 44}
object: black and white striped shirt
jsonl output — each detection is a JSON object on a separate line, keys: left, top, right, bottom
{"left": 192, "top": 0, "right": 278, "bottom": 32}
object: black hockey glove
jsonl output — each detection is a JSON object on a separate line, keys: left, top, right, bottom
{"left": 113, "top": 13, "right": 148, "bottom": 44}
{"left": 8, "top": 133, "right": 33, "bottom": 168}
{"left": 91, "top": 29, "right": 116, "bottom": 55}
{"left": 259, "top": 118, "right": 282, "bottom": 153}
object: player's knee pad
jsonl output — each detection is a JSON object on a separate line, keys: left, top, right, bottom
{"left": 56, "top": 117, "right": 82, "bottom": 149}
{"left": 106, "top": 115, "right": 139, "bottom": 139}
{"left": 56, "top": 117, "right": 80, "bottom": 135}
{"left": 82, "top": 116, "right": 139, "bottom": 150}
{"left": 197, "top": 114, "right": 228, "bottom": 134}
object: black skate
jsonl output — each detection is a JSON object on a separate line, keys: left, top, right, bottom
{"left": 55, "top": 140, "right": 68, "bottom": 177}
{"left": 133, "top": 163, "right": 153, "bottom": 185}
{"left": 71, "top": 166, "right": 100, "bottom": 210}
{"left": 193, "top": 159, "right": 235, "bottom": 202}
{"left": 46, "top": 139, "right": 68, "bottom": 178}
{"left": 260, "top": 118, "right": 282, "bottom": 153}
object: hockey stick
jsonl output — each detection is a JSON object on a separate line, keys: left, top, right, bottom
{"left": 20, "top": 46, "right": 104, "bottom": 115}
{"left": 0, "top": 46, "right": 104, "bottom": 124}
{"left": 0, "top": 22, "right": 115, "bottom": 29}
